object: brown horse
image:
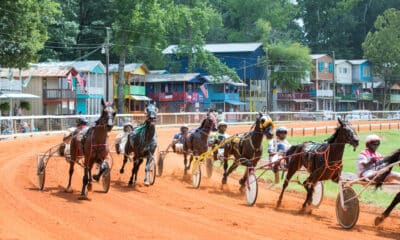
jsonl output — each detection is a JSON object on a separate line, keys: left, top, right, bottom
{"left": 222, "top": 112, "right": 274, "bottom": 188}
{"left": 67, "top": 99, "right": 116, "bottom": 199}
{"left": 120, "top": 103, "right": 158, "bottom": 186}
{"left": 277, "top": 118, "right": 359, "bottom": 212}
{"left": 183, "top": 111, "right": 217, "bottom": 175}
{"left": 373, "top": 149, "right": 400, "bottom": 225}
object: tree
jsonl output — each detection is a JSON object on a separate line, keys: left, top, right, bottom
{"left": 267, "top": 42, "right": 312, "bottom": 90}
{"left": 112, "top": 0, "right": 167, "bottom": 113}
{"left": 363, "top": 8, "right": 400, "bottom": 110}
{"left": 0, "top": 0, "right": 60, "bottom": 68}
{"left": 166, "top": 1, "right": 239, "bottom": 80}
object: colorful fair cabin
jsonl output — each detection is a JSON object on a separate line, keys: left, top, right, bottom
{"left": 162, "top": 43, "right": 266, "bottom": 111}
{"left": 349, "top": 60, "right": 375, "bottom": 109}
{"left": 145, "top": 73, "right": 205, "bottom": 112}
{"left": 0, "top": 68, "right": 41, "bottom": 116}
{"left": 32, "top": 61, "right": 107, "bottom": 115}
{"left": 202, "top": 75, "right": 247, "bottom": 112}
{"left": 310, "top": 54, "right": 334, "bottom": 111}
{"left": 276, "top": 71, "right": 313, "bottom": 112}
{"left": 334, "top": 60, "right": 355, "bottom": 111}
{"left": 13, "top": 65, "right": 78, "bottom": 115}
{"left": 109, "top": 63, "right": 150, "bottom": 113}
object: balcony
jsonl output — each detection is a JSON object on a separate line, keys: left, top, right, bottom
{"left": 211, "top": 93, "right": 240, "bottom": 101}
{"left": 373, "top": 94, "right": 400, "bottom": 103}
{"left": 390, "top": 94, "right": 400, "bottom": 103}
{"left": 310, "top": 89, "right": 333, "bottom": 98}
{"left": 149, "top": 92, "right": 200, "bottom": 103}
{"left": 277, "top": 92, "right": 310, "bottom": 100}
{"left": 336, "top": 94, "right": 357, "bottom": 101}
{"left": 359, "top": 92, "right": 373, "bottom": 100}
{"left": 114, "top": 85, "right": 146, "bottom": 96}
{"left": 43, "top": 89, "right": 76, "bottom": 100}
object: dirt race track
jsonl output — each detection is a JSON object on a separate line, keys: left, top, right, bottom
{"left": 0, "top": 121, "right": 399, "bottom": 240}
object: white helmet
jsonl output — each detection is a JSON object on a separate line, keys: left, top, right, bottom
{"left": 217, "top": 121, "right": 227, "bottom": 128}
{"left": 276, "top": 126, "right": 288, "bottom": 134}
{"left": 365, "top": 134, "right": 381, "bottom": 145}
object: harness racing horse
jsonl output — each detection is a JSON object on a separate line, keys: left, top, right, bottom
{"left": 373, "top": 149, "right": 400, "bottom": 225}
{"left": 68, "top": 99, "right": 116, "bottom": 199}
{"left": 222, "top": 112, "right": 274, "bottom": 189}
{"left": 276, "top": 118, "right": 359, "bottom": 212}
{"left": 120, "top": 104, "right": 158, "bottom": 186}
{"left": 183, "top": 111, "right": 217, "bottom": 175}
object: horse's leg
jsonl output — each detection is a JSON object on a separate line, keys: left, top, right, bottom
{"left": 222, "top": 159, "right": 240, "bottom": 184}
{"left": 300, "top": 179, "right": 314, "bottom": 213}
{"left": 120, "top": 142, "right": 130, "bottom": 174}
{"left": 87, "top": 165, "right": 93, "bottom": 191}
{"left": 65, "top": 161, "right": 74, "bottom": 193}
{"left": 79, "top": 168, "right": 89, "bottom": 199}
{"left": 375, "top": 192, "right": 400, "bottom": 225}
{"left": 277, "top": 156, "right": 302, "bottom": 208}
{"left": 129, "top": 157, "right": 137, "bottom": 186}
{"left": 144, "top": 155, "right": 151, "bottom": 186}
{"left": 135, "top": 158, "right": 144, "bottom": 185}
{"left": 222, "top": 153, "right": 230, "bottom": 184}
{"left": 93, "top": 159, "right": 108, "bottom": 182}
{"left": 183, "top": 153, "right": 188, "bottom": 175}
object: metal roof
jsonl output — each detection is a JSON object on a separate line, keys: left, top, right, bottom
{"left": 109, "top": 63, "right": 149, "bottom": 73}
{"left": 162, "top": 42, "right": 263, "bottom": 54}
{"left": 146, "top": 73, "right": 202, "bottom": 83}
{"left": 348, "top": 59, "right": 368, "bottom": 65}
{"left": 203, "top": 75, "right": 247, "bottom": 87}
{"left": 31, "top": 61, "right": 105, "bottom": 73}
{"left": 0, "top": 67, "right": 76, "bottom": 78}
{"left": 335, "top": 60, "right": 350, "bottom": 64}
{"left": 310, "top": 54, "right": 328, "bottom": 59}
{"left": 0, "top": 92, "right": 40, "bottom": 99}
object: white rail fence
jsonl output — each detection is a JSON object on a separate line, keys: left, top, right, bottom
{"left": 0, "top": 110, "right": 399, "bottom": 137}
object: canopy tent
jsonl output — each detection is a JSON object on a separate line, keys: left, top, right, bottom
{"left": 129, "top": 95, "right": 152, "bottom": 101}
{"left": 0, "top": 92, "right": 40, "bottom": 133}
{"left": 225, "top": 99, "right": 246, "bottom": 106}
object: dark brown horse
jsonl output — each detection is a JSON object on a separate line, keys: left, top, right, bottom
{"left": 183, "top": 111, "right": 217, "bottom": 175}
{"left": 277, "top": 118, "right": 359, "bottom": 212}
{"left": 222, "top": 112, "right": 274, "bottom": 188}
{"left": 120, "top": 103, "right": 158, "bottom": 186}
{"left": 67, "top": 99, "right": 116, "bottom": 199}
{"left": 373, "top": 149, "right": 400, "bottom": 225}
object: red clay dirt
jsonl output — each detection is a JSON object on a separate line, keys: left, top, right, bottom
{"left": 0, "top": 121, "right": 398, "bottom": 240}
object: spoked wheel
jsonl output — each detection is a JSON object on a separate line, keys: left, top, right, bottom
{"left": 101, "top": 164, "right": 111, "bottom": 193}
{"left": 311, "top": 181, "right": 324, "bottom": 207}
{"left": 37, "top": 155, "right": 46, "bottom": 190}
{"left": 148, "top": 157, "right": 156, "bottom": 185}
{"left": 192, "top": 164, "right": 201, "bottom": 189}
{"left": 157, "top": 152, "right": 164, "bottom": 177}
{"left": 336, "top": 187, "right": 359, "bottom": 229}
{"left": 246, "top": 172, "right": 258, "bottom": 206}
{"left": 206, "top": 158, "right": 213, "bottom": 178}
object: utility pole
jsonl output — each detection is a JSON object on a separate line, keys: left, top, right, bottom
{"left": 265, "top": 49, "right": 269, "bottom": 112}
{"left": 332, "top": 51, "right": 336, "bottom": 112}
{"left": 105, "top": 27, "right": 110, "bottom": 101}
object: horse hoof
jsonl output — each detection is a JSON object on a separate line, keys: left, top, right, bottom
{"left": 87, "top": 183, "right": 92, "bottom": 191}
{"left": 375, "top": 216, "right": 384, "bottom": 226}
{"left": 78, "top": 195, "right": 88, "bottom": 200}
{"left": 120, "top": 169, "right": 124, "bottom": 174}
{"left": 239, "top": 185, "right": 245, "bottom": 193}
{"left": 128, "top": 181, "right": 136, "bottom": 187}
{"left": 144, "top": 180, "right": 150, "bottom": 186}
{"left": 65, "top": 187, "right": 73, "bottom": 193}
{"left": 92, "top": 174, "right": 100, "bottom": 182}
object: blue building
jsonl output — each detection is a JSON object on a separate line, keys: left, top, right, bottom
{"left": 162, "top": 43, "right": 266, "bottom": 111}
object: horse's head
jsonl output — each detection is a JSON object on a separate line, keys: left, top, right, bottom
{"left": 99, "top": 99, "right": 116, "bottom": 131}
{"left": 256, "top": 112, "right": 274, "bottom": 139}
{"left": 145, "top": 103, "right": 158, "bottom": 125}
{"left": 336, "top": 117, "right": 359, "bottom": 151}
{"left": 199, "top": 111, "right": 217, "bottom": 132}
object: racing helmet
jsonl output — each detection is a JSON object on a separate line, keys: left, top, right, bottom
{"left": 180, "top": 124, "right": 189, "bottom": 132}
{"left": 76, "top": 117, "right": 88, "bottom": 126}
{"left": 365, "top": 134, "right": 381, "bottom": 146}
{"left": 217, "top": 121, "right": 228, "bottom": 128}
{"left": 276, "top": 126, "right": 288, "bottom": 135}
{"left": 123, "top": 122, "right": 134, "bottom": 132}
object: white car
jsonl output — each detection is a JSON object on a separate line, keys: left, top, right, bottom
{"left": 346, "top": 110, "right": 376, "bottom": 120}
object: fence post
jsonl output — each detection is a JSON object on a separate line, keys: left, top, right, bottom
{"left": 380, "top": 123, "right": 382, "bottom": 131}
{"left": 389, "top": 122, "right": 391, "bottom": 130}
{"left": 290, "top": 128, "right": 293, "bottom": 137}
{"left": 46, "top": 117, "right": 50, "bottom": 132}
{"left": 314, "top": 127, "right": 316, "bottom": 136}
{"left": 325, "top": 126, "right": 328, "bottom": 134}
{"left": 369, "top": 123, "right": 371, "bottom": 131}
{"left": 357, "top": 124, "right": 360, "bottom": 132}
{"left": 303, "top": 128, "right": 305, "bottom": 136}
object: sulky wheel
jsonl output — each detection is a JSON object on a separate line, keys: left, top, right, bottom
{"left": 206, "top": 158, "right": 213, "bottom": 178}
{"left": 37, "top": 156, "right": 46, "bottom": 190}
{"left": 101, "top": 165, "right": 111, "bottom": 193}
{"left": 336, "top": 187, "right": 359, "bottom": 229}
{"left": 246, "top": 172, "right": 258, "bottom": 206}
{"left": 192, "top": 164, "right": 201, "bottom": 189}
{"left": 148, "top": 157, "right": 156, "bottom": 185}
{"left": 157, "top": 152, "right": 164, "bottom": 177}
{"left": 311, "top": 181, "right": 324, "bottom": 207}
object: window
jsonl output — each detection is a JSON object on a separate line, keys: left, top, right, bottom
{"left": 343, "top": 68, "right": 347, "bottom": 74}
{"left": 363, "top": 66, "right": 370, "bottom": 77}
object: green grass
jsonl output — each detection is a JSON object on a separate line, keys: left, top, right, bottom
{"left": 231, "top": 129, "right": 400, "bottom": 208}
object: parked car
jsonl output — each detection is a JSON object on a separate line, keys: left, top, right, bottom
{"left": 387, "top": 111, "right": 400, "bottom": 119}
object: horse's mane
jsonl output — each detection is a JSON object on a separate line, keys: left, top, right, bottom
{"left": 325, "top": 125, "right": 340, "bottom": 144}
{"left": 375, "top": 148, "right": 400, "bottom": 188}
